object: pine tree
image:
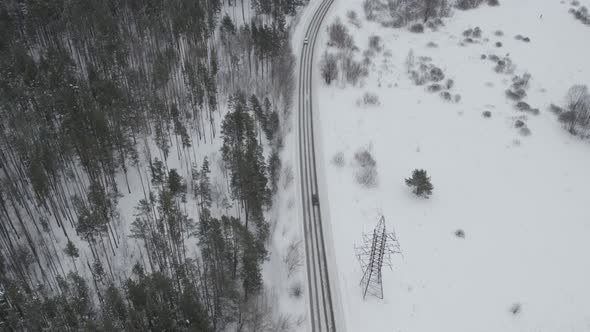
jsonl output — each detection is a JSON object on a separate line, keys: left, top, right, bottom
{"left": 405, "top": 169, "right": 434, "bottom": 198}
{"left": 64, "top": 240, "right": 80, "bottom": 272}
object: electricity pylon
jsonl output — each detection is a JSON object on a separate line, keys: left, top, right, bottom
{"left": 355, "top": 216, "right": 402, "bottom": 299}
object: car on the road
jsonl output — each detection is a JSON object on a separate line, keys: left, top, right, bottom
{"left": 311, "top": 194, "right": 319, "bottom": 206}
{"left": 304, "top": 37, "right": 309, "bottom": 45}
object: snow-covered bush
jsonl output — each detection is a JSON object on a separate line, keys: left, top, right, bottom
{"left": 463, "top": 27, "right": 482, "bottom": 38}
{"left": 570, "top": 5, "right": 590, "bottom": 26}
{"left": 549, "top": 103, "right": 564, "bottom": 114}
{"left": 320, "top": 52, "right": 339, "bottom": 84}
{"left": 515, "top": 101, "right": 540, "bottom": 115}
{"left": 347, "top": 10, "right": 362, "bottom": 28}
{"left": 427, "top": 84, "right": 442, "bottom": 92}
{"left": 482, "top": 111, "right": 492, "bottom": 118}
{"left": 284, "top": 239, "right": 303, "bottom": 277}
{"left": 445, "top": 79, "right": 454, "bottom": 89}
{"left": 506, "top": 89, "right": 526, "bottom": 101}
{"left": 368, "top": 35, "right": 382, "bottom": 52}
{"left": 430, "top": 66, "right": 445, "bottom": 82}
{"left": 510, "top": 303, "right": 522, "bottom": 315}
{"left": 409, "top": 23, "right": 424, "bottom": 33}
{"left": 440, "top": 91, "right": 452, "bottom": 101}
{"left": 342, "top": 54, "right": 368, "bottom": 85}
{"left": 494, "top": 58, "right": 515, "bottom": 74}
{"left": 364, "top": 92, "right": 380, "bottom": 105}
{"left": 332, "top": 152, "right": 345, "bottom": 167}
{"left": 519, "top": 126, "right": 532, "bottom": 136}
{"left": 557, "top": 85, "right": 590, "bottom": 134}
{"left": 364, "top": 0, "right": 451, "bottom": 28}
{"left": 328, "top": 18, "right": 355, "bottom": 49}
{"left": 289, "top": 283, "right": 302, "bottom": 298}
{"left": 456, "top": 0, "right": 485, "bottom": 10}
{"left": 354, "top": 148, "right": 378, "bottom": 188}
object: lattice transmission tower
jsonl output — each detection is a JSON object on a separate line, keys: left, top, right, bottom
{"left": 355, "top": 216, "right": 402, "bottom": 299}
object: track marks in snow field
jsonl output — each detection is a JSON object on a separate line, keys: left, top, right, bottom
{"left": 298, "top": 0, "right": 337, "bottom": 330}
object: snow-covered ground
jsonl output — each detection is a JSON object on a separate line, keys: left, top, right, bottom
{"left": 313, "top": 0, "right": 590, "bottom": 331}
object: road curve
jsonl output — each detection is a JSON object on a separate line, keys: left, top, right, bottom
{"left": 297, "top": 0, "right": 336, "bottom": 331}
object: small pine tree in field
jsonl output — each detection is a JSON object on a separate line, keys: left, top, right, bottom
{"left": 405, "top": 169, "right": 433, "bottom": 198}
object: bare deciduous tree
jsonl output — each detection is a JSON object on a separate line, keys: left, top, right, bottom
{"left": 327, "top": 18, "right": 354, "bottom": 49}
{"left": 320, "top": 52, "right": 339, "bottom": 84}
{"left": 559, "top": 85, "right": 590, "bottom": 133}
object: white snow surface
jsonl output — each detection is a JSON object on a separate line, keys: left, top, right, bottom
{"left": 312, "top": 0, "right": 590, "bottom": 331}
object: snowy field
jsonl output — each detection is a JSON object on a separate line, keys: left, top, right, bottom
{"left": 312, "top": 0, "right": 590, "bottom": 331}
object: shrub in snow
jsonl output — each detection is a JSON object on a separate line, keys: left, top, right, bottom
{"left": 369, "top": 35, "right": 382, "bottom": 52}
{"left": 405, "top": 50, "right": 415, "bottom": 73}
{"left": 512, "top": 73, "right": 531, "bottom": 90}
{"left": 347, "top": 10, "right": 362, "bottom": 28}
{"left": 456, "top": 0, "right": 485, "bottom": 10}
{"left": 549, "top": 103, "right": 564, "bottom": 114}
{"left": 427, "top": 84, "right": 442, "bottom": 93}
{"left": 362, "top": 92, "right": 380, "bottom": 106}
{"left": 405, "top": 169, "right": 433, "bottom": 198}
{"left": 284, "top": 239, "right": 303, "bottom": 277}
{"left": 427, "top": 41, "right": 439, "bottom": 48}
{"left": 409, "top": 23, "right": 424, "bottom": 33}
{"left": 571, "top": 6, "right": 590, "bottom": 25}
{"left": 342, "top": 55, "right": 368, "bottom": 85}
{"left": 455, "top": 229, "right": 466, "bottom": 238}
{"left": 487, "top": 0, "right": 500, "bottom": 6}
{"left": 328, "top": 18, "right": 355, "bottom": 49}
{"left": 425, "top": 20, "right": 437, "bottom": 30}
{"left": 510, "top": 303, "right": 522, "bottom": 315}
{"left": 356, "top": 167, "right": 378, "bottom": 188}
{"left": 440, "top": 91, "right": 452, "bottom": 101}
{"left": 506, "top": 88, "right": 526, "bottom": 101}
{"left": 481, "top": 54, "right": 487, "bottom": 59}
{"left": 445, "top": 79, "right": 454, "bottom": 89}
{"left": 514, "top": 119, "right": 526, "bottom": 128}
{"left": 430, "top": 66, "right": 445, "bottom": 82}
{"left": 378, "top": 0, "right": 451, "bottom": 28}
{"left": 332, "top": 152, "right": 345, "bottom": 167}
{"left": 290, "top": 283, "right": 302, "bottom": 298}
{"left": 522, "top": 37, "right": 530, "bottom": 42}
{"left": 557, "top": 85, "right": 590, "bottom": 133}
{"left": 320, "top": 52, "right": 338, "bottom": 85}
{"left": 354, "top": 148, "right": 378, "bottom": 188}
{"left": 495, "top": 41, "right": 502, "bottom": 47}
{"left": 515, "top": 101, "right": 531, "bottom": 111}
{"left": 454, "top": 94, "right": 462, "bottom": 103}
{"left": 494, "top": 57, "right": 514, "bottom": 74}
{"left": 482, "top": 111, "right": 492, "bottom": 118}
{"left": 519, "top": 127, "right": 532, "bottom": 136}
{"left": 472, "top": 27, "right": 482, "bottom": 38}
{"left": 355, "top": 149, "right": 376, "bottom": 168}
{"left": 494, "top": 30, "right": 504, "bottom": 36}
{"left": 410, "top": 71, "right": 427, "bottom": 85}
